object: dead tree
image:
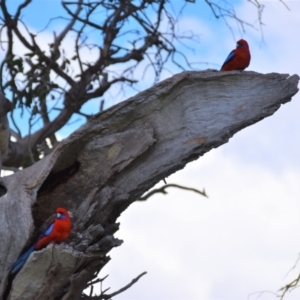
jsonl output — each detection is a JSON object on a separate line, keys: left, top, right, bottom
{"left": 0, "top": 70, "right": 298, "bottom": 299}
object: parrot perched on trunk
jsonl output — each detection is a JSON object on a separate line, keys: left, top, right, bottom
{"left": 9, "top": 207, "right": 72, "bottom": 275}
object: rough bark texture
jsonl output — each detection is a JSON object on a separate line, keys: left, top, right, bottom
{"left": 0, "top": 70, "right": 298, "bottom": 300}
{"left": 0, "top": 91, "right": 12, "bottom": 169}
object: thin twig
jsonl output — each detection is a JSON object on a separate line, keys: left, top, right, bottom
{"left": 102, "top": 272, "right": 147, "bottom": 299}
{"left": 247, "top": 290, "right": 278, "bottom": 300}
{"left": 81, "top": 272, "right": 147, "bottom": 299}
{"left": 139, "top": 183, "right": 208, "bottom": 201}
{"left": 279, "top": 273, "right": 300, "bottom": 300}
{"left": 283, "top": 253, "right": 300, "bottom": 280}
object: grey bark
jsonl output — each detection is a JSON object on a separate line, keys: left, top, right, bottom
{"left": 0, "top": 70, "right": 298, "bottom": 300}
{"left": 0, "top": 91, "right": 12, "bottom": 170}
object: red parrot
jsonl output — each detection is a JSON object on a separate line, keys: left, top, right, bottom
{"left": 220, "top": 39, "right": 251, "bottom": 71}
{"left": 9, "top": 207, "right": 72, "bottom": 274}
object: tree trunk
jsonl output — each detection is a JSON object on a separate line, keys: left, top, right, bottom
{"left": 0, "top": 70, "right": 298, "bottom": 300}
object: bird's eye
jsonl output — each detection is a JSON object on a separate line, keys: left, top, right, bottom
{"left": 56, "top": 213, "right": 61, "bottom": 218}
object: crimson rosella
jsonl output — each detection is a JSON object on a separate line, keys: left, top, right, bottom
{"left": 9, "top": 207, "right": 72, "bottom": 274}
{"left": 220, "top": 39, "right": 251, "bottom": 71}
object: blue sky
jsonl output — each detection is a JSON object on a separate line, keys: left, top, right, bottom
{"left": 2, "top": 1, "right": 300, "bottom": 299}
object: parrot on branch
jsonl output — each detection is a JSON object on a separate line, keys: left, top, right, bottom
{"left": 9, "top": 207, "right": 72, "bottom": 275}
{"left": 220, "top": 39, "right": 251, "bottom": 71}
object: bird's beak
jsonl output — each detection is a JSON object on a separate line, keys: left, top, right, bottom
{"left": 68, "top": 211, "right": 73, "bottom": 218}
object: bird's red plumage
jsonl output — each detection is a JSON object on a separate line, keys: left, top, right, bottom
{"left": 34, "top": 207, "right": 72, "bottom": 250}
{"left": 9, "top": 207, "right": 72, "bottom": 274}
{"left": 220, "top": 39, "right": 251, "bottom": 71}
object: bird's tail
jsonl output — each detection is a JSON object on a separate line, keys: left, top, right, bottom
{"left": 8, "top": 245, "right": 35, "bottom": 275}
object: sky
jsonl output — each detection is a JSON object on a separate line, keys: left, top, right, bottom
{"left": 2, "top": 1, "right": 300, "bottom": 300}
{"left": 99, "top": 1, "right": 300, "bottom": 300}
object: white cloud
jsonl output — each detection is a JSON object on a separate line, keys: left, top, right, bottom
{"left": 100, "top": 148, "right": 300, "bottom": 299}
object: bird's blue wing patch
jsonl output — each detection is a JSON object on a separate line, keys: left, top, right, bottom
{"left": 43, "top": 223, "right": 54, "bottom": 237}
{"left": 222, "top": 50, "right": 236, "bottom": 66}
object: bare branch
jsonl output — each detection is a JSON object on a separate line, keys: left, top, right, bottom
{"left": 279, "top": 274, "right": 300, "bottom": 300}
{"left": 103, "top": 272, "right": 147, "bottom": 300}
{"left": 62, "top": 1, "right": 104, "bottom": 31}
{"left": 82, "top": 272, "right": 147, "bottom": 300}
{"left": 14, "top": 0, "right": 32, "bottom": 21}
{"left": 278, "top": 252, "right": 300, "bottom": 299}
{"left": 139, "top": 183, "right": 208, "bottom": 201}
{"left": 283, "top": 253, "right": 300, "bottom": 280}
{"left": 51, "top": 0, "right": 83, "bottom": 61}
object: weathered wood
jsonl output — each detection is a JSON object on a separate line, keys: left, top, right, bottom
{"left": 0, "top": 70, "right": 298, "bottom": 300}
{"left": 0, "top": 91, "right": 12, "bottom": 171}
